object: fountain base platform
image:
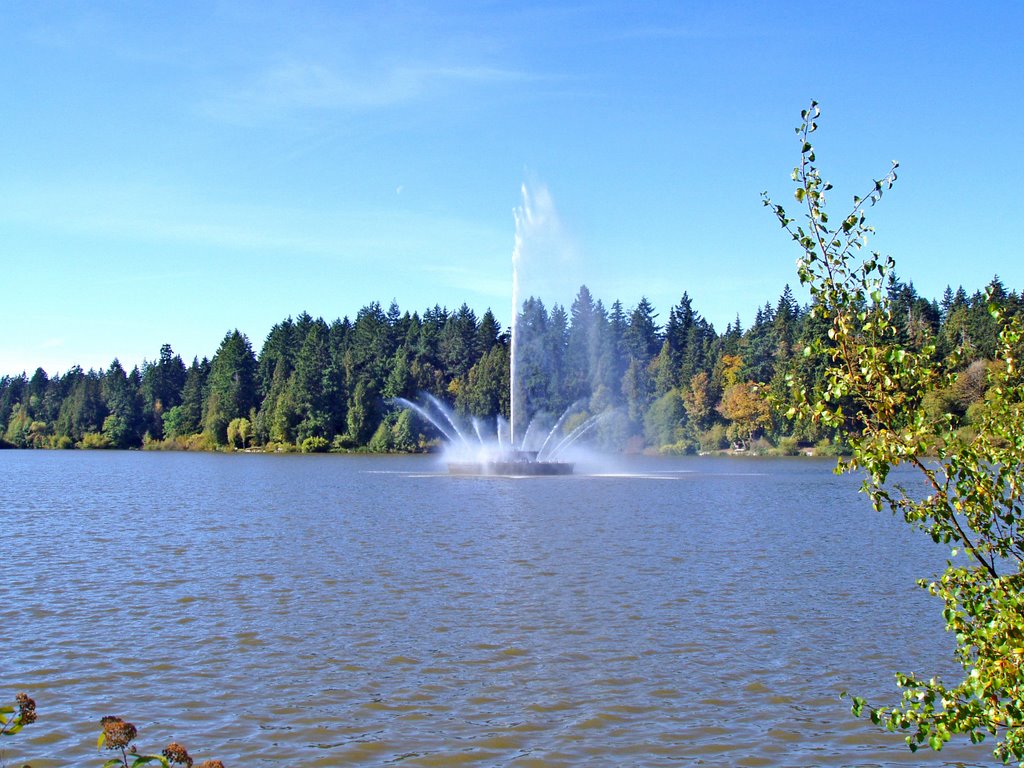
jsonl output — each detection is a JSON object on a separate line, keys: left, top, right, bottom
{"left": 446, "top": 450, "right": 574, "bottom": 476}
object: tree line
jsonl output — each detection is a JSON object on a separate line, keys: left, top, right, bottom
{"left": 0, "top": 277, "right": 1017, "bottom": 453}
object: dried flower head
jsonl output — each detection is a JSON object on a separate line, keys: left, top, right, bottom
{"left": 15, "top": 693, "right": 37, "bottom": 725}
{"left": 100, "top": 716, "right": 137, "bottom": 750}
{"left": 163, "top": 742, "right": 193, "bottom": 767}
{"left": 195, "top": 761, "right": 225, "bottom": 768}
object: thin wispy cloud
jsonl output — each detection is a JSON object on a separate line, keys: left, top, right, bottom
{"left": 1, "top": 179, "right": 507, "bottom": 266}
{"left": 419, "top": 265, "right": 511, "bottom": 306}
{"left": 202, "top": 59, "right": 540, "bottom": 123}
{"left": 608, "top": 23, "right": 767, "bottom": 42}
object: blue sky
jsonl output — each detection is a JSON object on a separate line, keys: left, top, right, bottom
{"left": 2, "top": 1, "right": 1022, "bottom": 376}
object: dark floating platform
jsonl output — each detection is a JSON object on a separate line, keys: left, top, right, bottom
{"left": 447, "top": 461, "right": 574, "bottom": 476}
{"left": 447, "top": 450, "right": 574, "bottom": 476}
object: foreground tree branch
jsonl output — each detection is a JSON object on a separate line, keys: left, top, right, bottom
{"left": 763, "top": 101, "right": 1024, "bottom": 764}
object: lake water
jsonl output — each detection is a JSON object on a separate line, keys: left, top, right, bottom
{"left": 0, "top": 451, "right": 992, "bottom": 766}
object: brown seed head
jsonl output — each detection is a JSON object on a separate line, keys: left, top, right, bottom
{"left": 162, "top": 742, "right": 193, "bottom": 767}
{"left": 195, "top": 761, "right": 225, "bottom": 768}
{"left": 15, "top": 693, "right": 37, "bottom": 725}
{"left": 100, "top": 717, "right": 138, "bottom": 750}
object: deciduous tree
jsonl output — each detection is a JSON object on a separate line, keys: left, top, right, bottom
{"left": 765, "top": 101, "right": 1024, "bottom": 764}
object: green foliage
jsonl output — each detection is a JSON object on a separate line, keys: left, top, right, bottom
{"left": 366, "top": 419, "right": 394, "bottom": 453}
{"left": 365, "top": 409, "right": 422, "bottom": 453}
{"left": 204, "top": 331, "right": 257, "bottom": 446}
{"left": 102, "top": 414, "right": 131, "bottom": 449}
{"left": 455, "top": 345, "right": 509, "bottom": 419}
{"left": 346, "top": 379, "right": 380, "bottom": 446}
{"left": 140, "top": 345, "right": 187, "bottom": 440}
{"left": 0, "top": 259, "right": 1018, "bottom": 455}
{"left": 621, "top": 357, "right": 654, "bottom": 426}
{"left": 175, "top": 360, "right": 206, "bottom": 437}
{"left": 698, "top": 423, "right": 729, "bottom": 453}
{"left": 226, "top": 417, "right": 251, "bottom": 450}
{"left": 812, "top": 436, "right": 845, "bottom": 457}
{"left": 390, "top": 409, "right": 420, "bottom": 452}
{"left": 3, "top": 403, "right": 34, "bottom": 448}
{"left": 161, "top": 406, "right": 192, "bottom": 441}
{"left": 102, "top": 360, "right": 144, "bottom": 448}
{"left": 299, "top": 435, "right": 329, "bottom": 453}
{"left": 644, "top": 390, "right": 686, "bottom": 447}
{"left": 79, "top": 431, "right": 114, "bottom": 449}
{"left": 772, "top": 435, "right": 801, "bottom": 456}
{"left": 657, "top": 439, "right": 696, "bottom": 456}
{"left": 767, "top": 101, "right": 1024, "bottom": 764}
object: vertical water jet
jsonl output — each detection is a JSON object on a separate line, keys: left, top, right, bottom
{"left": 392, "top": 182, "right": 590, "bottom": 475}
{"left": 510, "top": 183, "right": 527, "bottom": 448}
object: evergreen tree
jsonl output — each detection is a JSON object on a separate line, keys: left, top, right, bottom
{"left": 622, "top": 357, "right": 654, "bottom": 427}
{"left": 545, "top": 303, "right": 570, "bottom": 414}
{"left": 141, "top": 344, "right": 186, "bottom": 439}
{"left": 623, "top": 297, "right": 661, "bottom": 364}
{"left": 39, "top": 371, "right": 68, "bottom": 425}
{"left": 383, "top": 346, "right": 416, "bottom": 401}
{"left": 475, "top": 309, "right": 502, "bottom": 358}
{"left": 741, "top": 303, "right": 776, "bottom": 383}
{"left": 163, "top": 358, "right": 207, "bottom": 439}
{"left": 605, "top": 300, "right": 630, "bottom": 392}
{"left": 56, "top": 370, "right": 107, "bottom": 443}
{"left": 587, "top": 299, "right": 617, "bottom": 408}
{"left": 253, "top": 357, "right": 296, "bottom": 445}
{"left": 440, "top": 304, "right": 479, "bottom": 382}
{"left": 101, "top": 359, "right": 144, "bottom": 448}
{"left": 257, "top": 317, "right": 297, "bottom": 398}
{"left": 457, "top": 345, "right": 510, "bottom": 419}
{"left": 26, "top": 368, "right": 48, "bottom": 420}
{"left": 940, "top": 286, "right": 955, "bottom": 322}
{"left": 385, "top": 300, "right": 405, "bottom": 353}
{"left": 204, "top": 331, "right": 258, "bottom": 445}
{"left": 566, "top": 285, "right": 600, "bottom": 404}
{"left": 766, "top": 285, "right": 802, "bottom": 415}
{"left": 290, "top": 318, "right": 333, "bottom": 442}
{"left": 346, "top": 378, "right": 380, "bottom": 445}
{"left": 350, "top": 302, "right": 392, "bottom": 383}
{"left": 0, "top": 374, "right": 27, "bottom": 436}
{"left": 513, "top": 297, "right": 553, "bottom": 432}
{"left": 652, "top": 341, "right": 677, "bottom": 398}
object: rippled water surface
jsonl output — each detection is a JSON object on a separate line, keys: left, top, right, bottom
{"left": 0, "top": 451, "right": 992, "bottom": 766}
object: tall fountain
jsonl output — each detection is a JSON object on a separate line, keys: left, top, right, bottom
{"left": 510, "top": 184, "right": 525, "bottom": 448}
{"left": 394, "top": 184, "right": 604, "bottom": 476}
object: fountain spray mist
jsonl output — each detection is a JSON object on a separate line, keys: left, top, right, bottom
{"left": 510, "top": 185, "right": 527, "bottom": 447}
{"left": 510, "top": 182, "right": 567, "bottom": 446}
{"left": 392, "top": 181, "right": 605, "bottom": 475}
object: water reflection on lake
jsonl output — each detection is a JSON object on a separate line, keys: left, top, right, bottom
{"left": 0, "top": 452, "right": 989, "bottom": 766}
